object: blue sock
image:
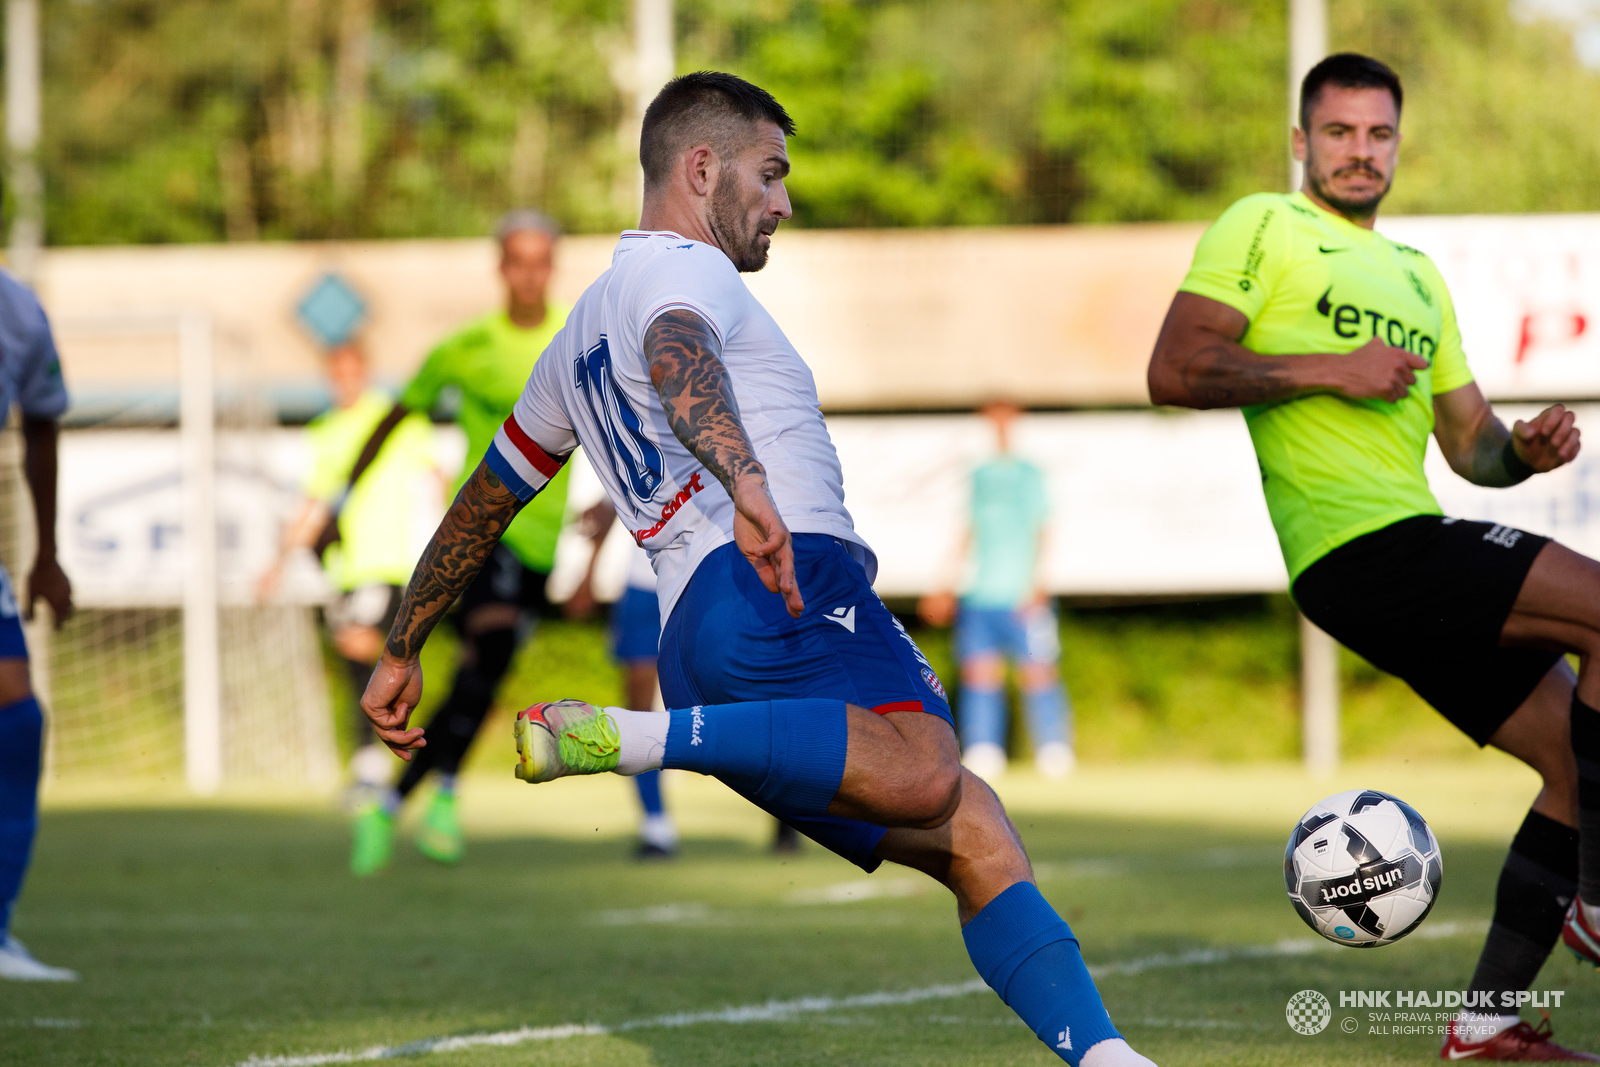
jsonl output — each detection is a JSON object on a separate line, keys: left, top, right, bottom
{"left": 963, "top": 882, "right": 1120, "bottom": 1064}
{"left": 0, "top": 696, "right": 43, "bottom": 940}
{"left": 634, "top": 769, "right": 664, "bottom": 817}
{"left": 662, "top": 700, "right": 846, "bottom": 815}
{"left": 1023, "top": 684, "right": 1071, "bottom": 747}
{"left": 961, "top": 685, "right": 1007, "bottom": 750}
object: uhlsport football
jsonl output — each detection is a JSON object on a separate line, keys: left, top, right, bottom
{"left": 1284, "top": 788, "right": 1442, "bottom": 947}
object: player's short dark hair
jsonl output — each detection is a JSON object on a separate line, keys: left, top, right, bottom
{"left": 1299, "top": 53, "right": 1403, "bottom": 130}
{"left": 494, "top": 209, "right": 560, "bottom": 244}
{"left": 640, "top": 71, "right": 796, "bottom": 188}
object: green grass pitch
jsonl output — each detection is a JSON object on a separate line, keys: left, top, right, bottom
{"left": 10, "top": 757, "right": 1597, "bottom": 1066}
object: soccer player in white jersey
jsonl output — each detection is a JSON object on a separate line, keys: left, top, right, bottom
{"left": 361, "top": 72, "right": 1154, "bottom": 1067}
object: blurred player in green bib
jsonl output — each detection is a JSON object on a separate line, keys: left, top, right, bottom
{"left": 1150, "top": 54, "right": 1599, "bottom": 1061}
{"left": 258, "top": 339, "right": 436, "bottom": 864}
{"left": 332, "top": 210, "right": 571, "bottom": 873}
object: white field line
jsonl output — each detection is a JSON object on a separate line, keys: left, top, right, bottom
{"left": 225, "top": 921, "right": 1484, "bottom": 1067}
{"left": 785, "top": 877, "right": 927, "bottom": 905}
{"left": 594, "top": 850, "right": 1275, "bottom": 924}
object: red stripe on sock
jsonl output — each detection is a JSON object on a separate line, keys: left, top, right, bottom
{"left": 872, "top": 700, "right": 925, "bottom": 715}
{"left": 501, "top": 417, "right": 564, "bottom": 478}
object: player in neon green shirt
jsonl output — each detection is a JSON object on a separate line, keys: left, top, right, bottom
{"left": 259, "top": 339, "right": 436, "bottom": 872}
{"left": 335, "top": 210, "right": 572, "bottom": 870}
{"left": 1150, "top": 54, "right": 1600, "bottom": 1061}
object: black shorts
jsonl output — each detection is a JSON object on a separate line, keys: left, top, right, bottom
{"left": 1292, "top": 515, "right": 1562, "bottom": 746}
{"left": 458, "top": 543, "right": 552, "bottom": 620}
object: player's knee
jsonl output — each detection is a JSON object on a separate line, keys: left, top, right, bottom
{"left": 961, "top": 656, "right": 1004, "bottom": 688}
{"left": 900, "top": 753, "right": 963, "bottom": 828}
{"left": 1018, "top": 662, "right": 1057, "bottom": 690}
{"left": 332, "top": 624, "right": 384, "bottom": 665}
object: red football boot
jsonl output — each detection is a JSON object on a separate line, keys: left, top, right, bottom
{"left": 1440, "top": 1014, "right": 1600, "bottom": 1062}
{"left": 1562, "top": 898, "right": 1600, "bottom": 968}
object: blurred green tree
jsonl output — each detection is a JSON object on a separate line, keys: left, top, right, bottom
{"left": 19, "top": 0, "right": 1600, "bottom": 245}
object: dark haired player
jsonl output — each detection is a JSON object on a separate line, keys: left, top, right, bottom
{"left": 363, "top": 72, "right": 1157, "bottom": 1067}
{"left": 1150, "top": 52, "right": 1598, "bottom": 1061}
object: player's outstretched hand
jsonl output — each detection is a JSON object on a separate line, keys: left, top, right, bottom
{"left": 731, "top": 472, "right": 805, "bottom": 618}
{"left": 1337, "top": 336, "right": 1431, "bottom": 403}
{"left": 361, "top": 652, "right": 427, "bottom": 758}
{"left": 1513, "top": 404, "right": 1581, "bottom": 472}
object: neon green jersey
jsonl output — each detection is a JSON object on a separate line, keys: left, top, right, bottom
{"left": 1178, "top": 192, "right": 1475, "bottom": 582}
{"left": 401, "top": 306, "right": 571, "bottom": 572}
{"left": 304, "top": 389, "right": 436, "bottom": 591}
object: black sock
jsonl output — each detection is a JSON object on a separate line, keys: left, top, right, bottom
{"left": 341, "top": 657, "right": 378, "bottom": 749}
{"left": 394, "top": 628, "right": 517, "bottom": 798}
{"left": 1467, "top": 809, "right": 1579, "bottom": 1002}
{"left": 1575, "top": 694, "right": 1600, "bottom": 905}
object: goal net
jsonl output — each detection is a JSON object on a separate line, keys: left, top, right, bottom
{"left": 14, "top": 316, "right": 340, "bottom": 791}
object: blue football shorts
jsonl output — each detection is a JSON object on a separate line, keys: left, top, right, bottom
{"left": 0, "top": 565, "right": 28, "bottom": 660}
{"left": 658, "top": 534, "right": 953, "bottom": 873}
{"left": 955, "top": 602, "right": 1061, "bottom": 666}
{"left": 610, "top": 584, "right": 662, "bottom": 664}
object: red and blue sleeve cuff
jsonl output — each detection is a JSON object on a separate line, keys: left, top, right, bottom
{"left": 487, "top": 416, "right": 567, "bottom": 501}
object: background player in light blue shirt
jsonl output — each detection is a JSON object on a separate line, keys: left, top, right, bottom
{"left": 0, "top": 270, "right": 77, "bottom": 982}
{"left": 921, "top": 400, "right": 1074, "bottom": 781}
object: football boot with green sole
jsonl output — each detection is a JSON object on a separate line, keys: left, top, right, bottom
{"left": 415, "top": 790, "right": 464, "bottom": 864}
{"left": 514, "top": 700, "right": 621, "bottom": 783}
{"left": 349, "top": 803, "right": 394, "bottom": 877}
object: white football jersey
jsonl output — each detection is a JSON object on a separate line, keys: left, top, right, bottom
{"left": 486, "top": 230, "right": 872, "bottom": 622}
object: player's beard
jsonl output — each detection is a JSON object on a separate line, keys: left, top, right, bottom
{"left": 1305, "top": 152, "right": 1392, "bottom": 219}
{"left": 709, "top": 172, "right": 772, "bottom": 272}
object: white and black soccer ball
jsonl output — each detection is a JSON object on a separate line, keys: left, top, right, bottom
{"left": 1284, "top": 789, "right": 1442, "bottom": 947}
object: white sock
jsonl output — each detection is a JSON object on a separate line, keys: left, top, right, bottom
{"left": 1080, "top": 1038, "right": 1158, "bottom": 1067}
{"left": 349, "top": 743, "right": 392, "bottom": 786}
{"left": 1582, "top": 896, "right": 1600, "bottom": 928}
{"left": 608, "top": 707, "right": 670, "bottom": 775}
{"left": 962, "top": 742, "right": 1007, "bottom": 781}
{"left": 1454, "top": 1012, "right": 1520, "bottom": 1042}
{"left": 640, "top": 813, "right": 678, "bottom": 850}
{"left": 1035, "top": 742, "right": 1075, "bottom": 778}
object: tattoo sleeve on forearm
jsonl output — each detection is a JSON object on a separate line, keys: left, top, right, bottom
{"left": 644, "top": 309, "right": 765, "bottom": 495}
{"left": 1468, "top": 421, "right": 1532, "bottom": 487}
{"left": 386, "top": 459, "right": 526, "bottom": 659}
{"left": 1177, "top": 344, "right": 1301, "bottom": 408}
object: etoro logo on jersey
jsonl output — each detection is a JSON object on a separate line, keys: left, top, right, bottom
{"left": 1315, "top": 285, "right": 1437, "bottom": 361}
{"left": 574, "top": 337, "right": 664, "bottom": 503}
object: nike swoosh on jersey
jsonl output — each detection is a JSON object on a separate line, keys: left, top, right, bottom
{"left": 1318, "top": 245, "right": 1348, "bottom": 253}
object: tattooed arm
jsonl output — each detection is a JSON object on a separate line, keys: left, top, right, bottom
{"left": 1433, "top": 382, "right": 1579, "bottom": 487}
{"left": 1147, "top": 292, "right": 1430, "bottom": 409}
{"left": 360, "top": 458, "right": 527, "bottom": 755}
{"left": 644, "top": 308, "right": 804, "bottom": 617}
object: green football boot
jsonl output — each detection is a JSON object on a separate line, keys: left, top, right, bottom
{"left": 415, "top": 789, "right": 464, "bottom": 864}
{"left": 514, "top": 700, "right": 621, "bottom": 783}
{"left": 349, "top": 803, "right": 394, "bottom": 877}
